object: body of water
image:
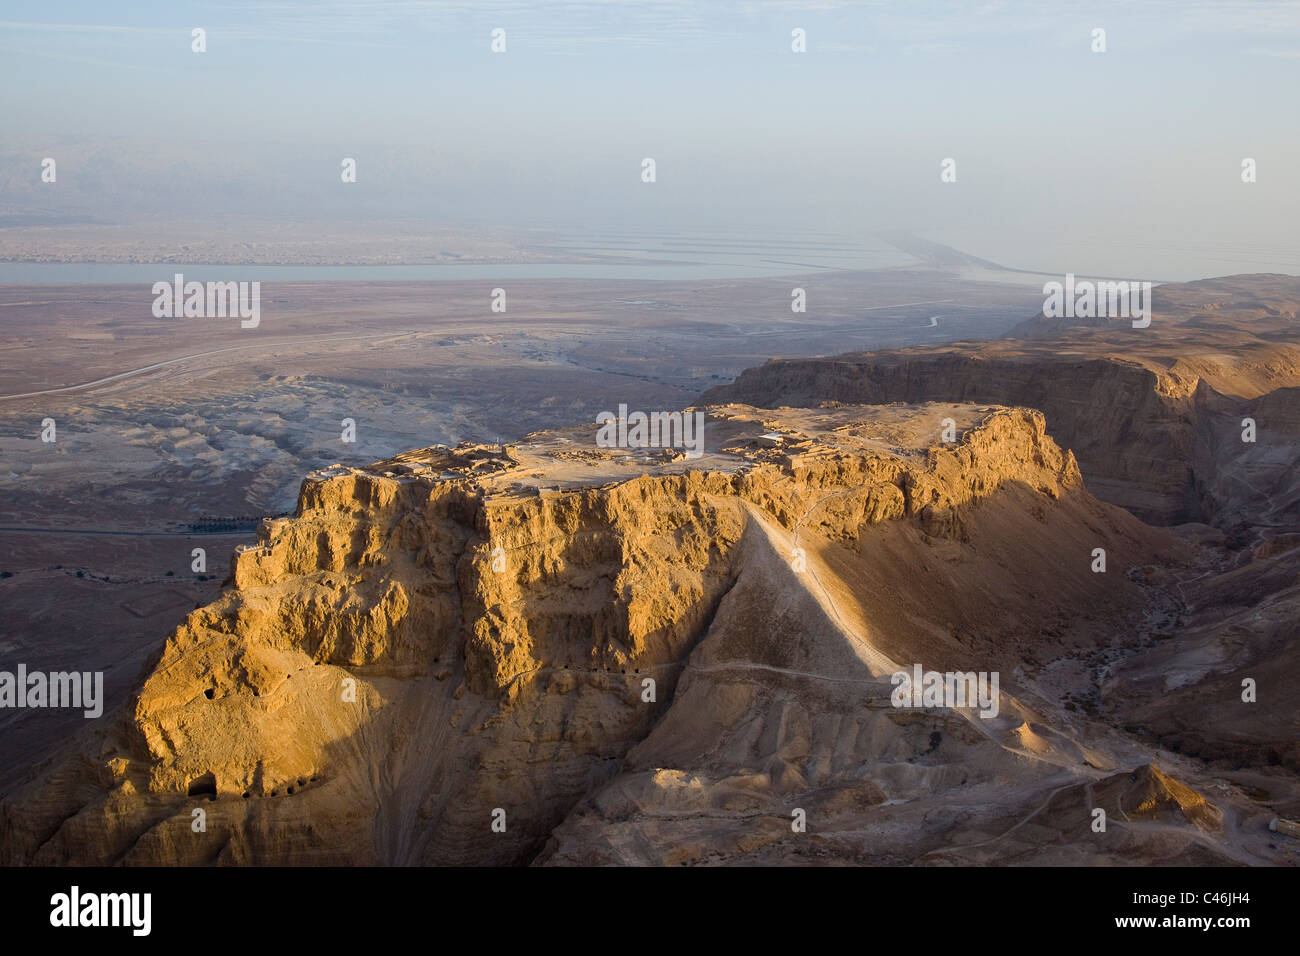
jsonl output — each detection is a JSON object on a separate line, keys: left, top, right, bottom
{"left": 0, "top": 232, "right": 918, "bottom": 283}
{"left": 0, "top": 261, "right": 824, "bottom": 283}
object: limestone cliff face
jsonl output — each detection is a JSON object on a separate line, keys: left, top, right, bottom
{"left": 703, "top": 349, "right": 1300, "bottom": 529}
{"left": 0, "top": 406, "right": 1191, "bottom": 866}
{"left": 704, "top": 276, "right": 1300, "bottom": 531}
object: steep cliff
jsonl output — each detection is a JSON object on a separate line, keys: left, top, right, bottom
{"left": 7, "top": 402, "right": 1250, "bottom": 866}
{"left": 703, "top": 276, "right": 1300, "bottom": 530}
{"left": 698, "top": 276, "right": 1300, "bottom": 805}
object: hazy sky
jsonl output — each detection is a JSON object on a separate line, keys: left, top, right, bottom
{"left": 2, "top": 0, "right": 1298, "bottom": 278}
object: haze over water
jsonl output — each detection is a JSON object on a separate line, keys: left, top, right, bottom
{"left": 1, "top": 1, "right": 1297, "bottom": 281}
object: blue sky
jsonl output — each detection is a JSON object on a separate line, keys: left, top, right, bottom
{"left": 1, "top": 1, "right": 1298, "bottom": 277}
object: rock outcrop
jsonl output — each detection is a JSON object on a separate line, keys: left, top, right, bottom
{"left": 7, "top": 402, "right": 1246, "bottom": 866}
{"left": 700, "top": 275, "right": 1300, "bottom": 816}
{"left": 704, "top": 275, "right": 1300, "bottom": 530}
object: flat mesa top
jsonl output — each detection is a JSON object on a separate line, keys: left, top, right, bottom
{"left": 323, "top": 403, "right": 998, "bottom": 496}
